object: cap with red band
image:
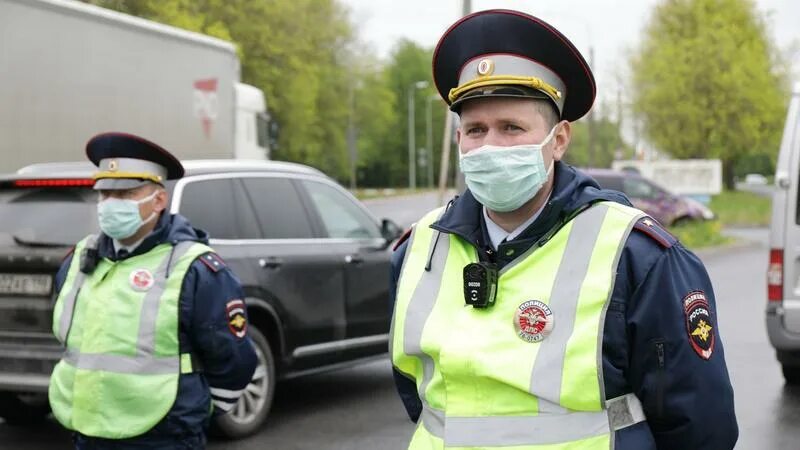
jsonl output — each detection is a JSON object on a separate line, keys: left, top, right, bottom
{"left": 432, "top": 9, "right": 596, "bottom": 121}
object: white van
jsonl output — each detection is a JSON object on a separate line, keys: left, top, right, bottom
{"left": 767, "top": 81, "right": 800, "bottom": 383}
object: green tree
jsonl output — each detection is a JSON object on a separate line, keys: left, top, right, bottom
{"left": 630, "top": 0, "right": 788, "bottom": 189}
{"left": 82, "top": 0, "right": 360, "bottom": 181}
{"left": 565, "top": 116, "right": 630, "bottom": 169}
{"left": 366, "top": 40, "right": 441, "bottom": 187}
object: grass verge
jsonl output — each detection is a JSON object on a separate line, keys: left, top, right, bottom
{"left": 669, "top": 219, "right": 733, "bottom": 249}
{"left": 709, "top": 190, "right": 772, "bottom": 227}
{"left": 670, "top": 190, "right": 771, "bottom": 249}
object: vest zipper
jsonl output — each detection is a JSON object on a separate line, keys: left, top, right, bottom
{"left": 654, "top": 340, "right": 666, "bottom": 420}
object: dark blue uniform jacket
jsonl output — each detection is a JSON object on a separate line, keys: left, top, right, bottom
{"left": 55, "top": 212, "right": 258, "bottom": 440}
{"left": 390, "top": 162, "right": 738, "bottom": 450}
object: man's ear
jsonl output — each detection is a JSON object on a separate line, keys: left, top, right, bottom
{"left": 551, "top": 120, "right": 571, "bottom": 161}
{"left": 455, "top": 127, "right": 462, "bottom": 148}
{"left": 154, "top": 187, "right": 169, "bottom": 213}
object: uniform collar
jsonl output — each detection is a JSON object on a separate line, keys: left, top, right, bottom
{"left": 432, "top": 162, "right": 572, "bottom": 248}
{"left": 112, "top": 236, "right": 146, "bottom": 255}
{"left": 482, "top": 190, "right": 550, "bottom": 250}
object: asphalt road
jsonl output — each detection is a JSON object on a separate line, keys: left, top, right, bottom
{"left": 1, "top": 196, "right": 797, "bottom": 449}
{"left": 364, "top": 190, "right": 456, "bottom": 229}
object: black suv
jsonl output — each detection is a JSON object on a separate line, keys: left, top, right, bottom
{"left": 0, "top": 160, "right": 402, "bottom": 438}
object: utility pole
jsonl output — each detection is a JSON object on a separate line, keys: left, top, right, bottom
{"left": 347, "top": 81, "right": 357, "bottom": 190}
{"left": 437, "top": 111, "right": 454, "bottom": 205}
{"left": 587, "top": 45, "right": 596, "bottom": 167}
{"left": 438, "top": 1, "right": 471, "bottom": 202}
{"left": 453, "top": 0, "right": 471, "bottom": 193}
{"left": 407, "top": 85, "right": 416, "bottom": 190}
{"left": 426, "top": 96, "right": 435, "bottom": 188}
{"left": 408, "top": 81, "right": 428, "bottom": 190}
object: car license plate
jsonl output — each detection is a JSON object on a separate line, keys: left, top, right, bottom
{"left": 0, "top": 274, "right": 53, "bottom": 296}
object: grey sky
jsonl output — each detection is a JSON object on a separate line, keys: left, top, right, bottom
{"left": 341, "top": 0, "right": 799, "bottom": 106}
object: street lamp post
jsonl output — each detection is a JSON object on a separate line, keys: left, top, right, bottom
{"left": 425, "top": 94, "right": 439, "bottom": 188}
{"left": 408, "top": 80, "right": 428, "bottom": 190}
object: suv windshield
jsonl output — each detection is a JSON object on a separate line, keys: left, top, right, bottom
{"left": 0, "top": 187, "right": 98, "bottom": 246}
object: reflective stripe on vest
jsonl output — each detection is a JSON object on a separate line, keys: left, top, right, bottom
{"left": 419, "top": 392, "right": 646, "bottom": 446}
{"left": 55, "top": 234, "right": 98, "bottom": 344}
{"left": 388, "top": 207, "right": 449, "bottom": 417}
{"left": 392, "top": 202, "right": 645, "bottom": 449}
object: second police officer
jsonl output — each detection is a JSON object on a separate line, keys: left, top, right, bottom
{"left": 49, "top": 133, "right": 258, "bottom": 449}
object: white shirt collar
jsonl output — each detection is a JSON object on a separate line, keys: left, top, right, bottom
{"left": 482, "top": 192, "right": 551, "bottom": 250}
{"left": 112, "top": 236, "right": 146, "bottom": 255}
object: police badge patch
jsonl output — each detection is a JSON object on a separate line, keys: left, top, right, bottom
{"left": 129, "top": 269, "right": 154, "bottom": 291}
{"left": 683, "top": 291, "right": 714, "bottom": 360}
{"left": 226, "top": 299, "right": 247, "bottom": 339}
{"left": 514, "top": 300, "right": 554, "bottom": 343}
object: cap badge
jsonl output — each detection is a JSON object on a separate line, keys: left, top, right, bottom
{"left": 108, "top": 159, "right": 119, "bottom": 172}
{"left": 477, "top": 59, "right": 495, "bottom": 77}
{"left": 130, "top": 268, "right": 155, "bottom": 291}
{"left": 514, "top": 300, "right": 554, "bottom": 343}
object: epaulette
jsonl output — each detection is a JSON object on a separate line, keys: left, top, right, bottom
{"left": 632, "top": 217, "right": 676, "bottom": 249}
{"left": 393, "top": 228, "right": 413, "bottom": 252}
{"left": 199, "top": 252, "right": 227, "bottom": 273}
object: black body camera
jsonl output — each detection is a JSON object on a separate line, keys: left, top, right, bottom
{"left": 463, "top": 262, "right": 498, "bottom": 308}
{"left": 79, "top": 238, "right": 100, "bottom": 274}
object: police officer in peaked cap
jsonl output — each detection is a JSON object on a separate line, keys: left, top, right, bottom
{"left": 389, "top": 10, "right": 737, "bottom": 450}
{"left": 48, "top": 132, "right": 257, "bottom": 449}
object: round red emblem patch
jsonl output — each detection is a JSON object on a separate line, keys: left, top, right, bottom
{"left": 129, "top": 269, "right": 155, "bottom": 291}
{"left": 514, "top": 300, "right": 554, "bottom": 343}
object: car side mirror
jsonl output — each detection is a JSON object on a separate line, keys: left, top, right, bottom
{"left": 380, "top": 218, "right": 403, "bottom": 244}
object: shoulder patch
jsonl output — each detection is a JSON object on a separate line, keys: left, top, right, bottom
{"left": 225, "top": 299, "right": 247, "bottom": 339}
{"left": 393, "top": 227, "right": 413, "bottom": 252}
{"left": 683, "top": 290, "right": 715, "bottom": 360}
{"left": 632, "top": 217, "right": 676, "bottom": 249}
{"left": 199, "top": 252, "right": 227, "bottom": 273}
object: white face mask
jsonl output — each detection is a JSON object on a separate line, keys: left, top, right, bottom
{"left": 97, "top": 190, "right": 158, "bottom": 240}
{"left": 459, "top": 125, "right": 558, "bottom": 212}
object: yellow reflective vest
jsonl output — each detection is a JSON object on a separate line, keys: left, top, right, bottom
{"left": 50, "top": 236, "right": 210, "bottom": 439}
{"left": 391, "top": 202, "right": 647, "bottom": 449}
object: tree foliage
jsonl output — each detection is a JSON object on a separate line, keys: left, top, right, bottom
{"left": 630, "top": 0, "right": 788, "bottom": 188}
{"left": 362, "top": 40, "right": 440, "bottom": 187}
{"left": 564, "top": 117, "right": 630, "bottom": 169}
{"left": 83, "top": 0, "right": 357, "bottom": 181}
{"left": 81, "top": 1, "right": 450, "bottom": 187}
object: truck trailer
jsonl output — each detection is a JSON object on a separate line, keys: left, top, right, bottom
{"left": 0, "top": 0, "right": 270, "bottom": 172}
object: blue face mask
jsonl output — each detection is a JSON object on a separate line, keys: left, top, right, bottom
{"left": 97, "top": 191, "right": 158, "bottom": 240}
{"left": 459, "top": 126, "right": 558, "bottom": 212}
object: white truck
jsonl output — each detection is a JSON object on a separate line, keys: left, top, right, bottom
{"left": 0, "top": 0, "right": 271, "bottom": 173}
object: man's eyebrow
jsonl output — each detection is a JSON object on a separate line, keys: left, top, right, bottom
{"left": 461, "top": 119, "right": 485, "bottom": 128}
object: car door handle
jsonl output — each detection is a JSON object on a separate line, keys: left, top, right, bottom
{"left": 345, "top": 254, "right": 364, "bottom": 265}
{"left": 259, "top": 257, "right": 282, "bottom": 269}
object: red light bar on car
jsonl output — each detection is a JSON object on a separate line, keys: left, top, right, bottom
{"left": 13, "top": 179, "right": 95, "bottom": 187}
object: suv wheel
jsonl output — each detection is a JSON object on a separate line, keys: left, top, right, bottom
{"left": 212, "top": 326, "right": 276, "bottom": 439}
{"left": 0, "top": 392, "right": 50, "bottom": 425}
{"left": 783, "top": 364, "right": 800, "bottom": 385}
